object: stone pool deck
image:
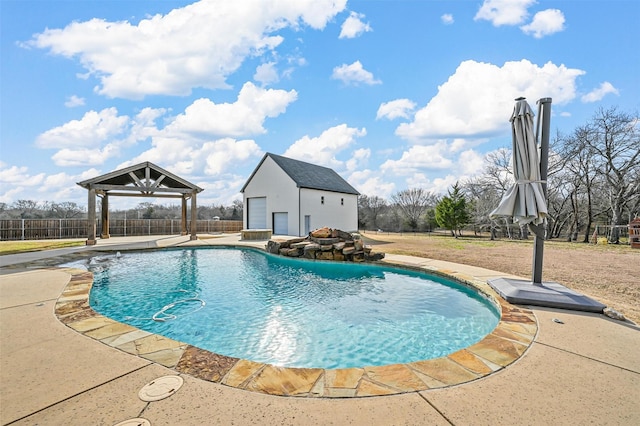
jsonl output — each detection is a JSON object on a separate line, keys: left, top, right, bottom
{"left": 1, "top": 234, "right": 639, "bottom": 425}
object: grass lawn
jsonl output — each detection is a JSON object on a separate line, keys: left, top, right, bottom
{"left": 0, "top": 240, "right": 85, "bottom": 255}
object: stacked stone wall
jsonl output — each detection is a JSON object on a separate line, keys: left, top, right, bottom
{"left": 265, "top": 227, "right": 385, "bottom": 262}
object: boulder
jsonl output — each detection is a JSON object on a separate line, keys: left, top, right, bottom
{"left": 303, "top": 243, "right": 321, "bottom": 253}
{"left": 366, "top": 252, "right": 385, "bottom": 261}
{"left": 285, "top": 248, "right": 302, "bottom": 257}
{"left": 342, "top": 246, "right": 356, "bottom": 255}
{"left": 291, "top": 241, "right": 310, "bottom": 249}
{"left": 311, "top": 227, "right": 332, "bottom": 238}
{"left": 316, "top": 251, "right": 334, "bottom": 260}
{"left": 266, "top": 240, "right": 281, "bottom": 254}
{"left": 311, "top": 237, "right": 340, "bottom": 245}
{"left": 266, "top": 227, "right": 384, "bottom": 264}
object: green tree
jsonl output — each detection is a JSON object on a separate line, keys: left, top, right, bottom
{"left": 435, "top": 183, "right": 470, "bottom": 237}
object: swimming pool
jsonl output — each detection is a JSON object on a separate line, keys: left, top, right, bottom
{"left": 89, "top": 247, "right": 500, "bottom": 369}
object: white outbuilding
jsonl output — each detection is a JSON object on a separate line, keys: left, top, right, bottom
{"left": 241, "top": 153, "right": 360, "bottom": 236}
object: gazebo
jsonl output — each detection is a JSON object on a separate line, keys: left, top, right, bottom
{"left": 77, "top": 162, "right": 203, "bottom": 245}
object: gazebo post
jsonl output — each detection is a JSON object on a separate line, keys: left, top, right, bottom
{"left": 190, "top": 191, "right": 198, "bottom": 240}
{"left": 87, "top": 187, "right": 97, "bottom": 245}
{"left": 181, "top": 195, "right": 188, "bottom": 235}
{"left": 100, "top": 193, "right": 110, "bottom": 239}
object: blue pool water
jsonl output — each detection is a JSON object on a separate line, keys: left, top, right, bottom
{"left": 88, "top": 247, "right": 500, "bottom": 369}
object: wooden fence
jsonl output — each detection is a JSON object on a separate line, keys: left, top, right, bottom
{"left": 0, "top": 219, "right": 243, "bottom": 241}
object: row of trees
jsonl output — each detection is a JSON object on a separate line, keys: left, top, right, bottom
{"left": 0, "top": 200, "right": 243, "bottom": 221}
{"left": 359, "top": 107, "right": 639, "bottom": 242}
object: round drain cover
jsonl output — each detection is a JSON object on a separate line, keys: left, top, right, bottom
{"left": 138, "top": 375, "right": 184, "bottom": 402}
{"left": 114, "top": 418, "right": 151, "bottom": 426}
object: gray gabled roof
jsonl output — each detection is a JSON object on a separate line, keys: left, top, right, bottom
{"left": 241, "top": 153, "right": 360, "bottom": 195}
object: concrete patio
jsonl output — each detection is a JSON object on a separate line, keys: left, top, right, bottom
{"left": 1, "top": 234, "right": 639, "bottom": 425}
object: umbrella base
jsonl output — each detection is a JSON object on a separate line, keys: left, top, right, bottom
{"left": 488, "top": 278, "right": 606, "bottom": 313}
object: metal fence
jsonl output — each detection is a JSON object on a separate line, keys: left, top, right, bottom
{"left": 0, "top": 219, "right": 243, "bottom": 241}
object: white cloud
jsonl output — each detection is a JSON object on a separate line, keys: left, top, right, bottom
{"left": 348, "top": 169, "right": 395, "bottom": 199}
{"left": 345, "top": 148, "right": 370, "bottom": 172}
{"left": 396, "top": 59, "right": 585, "bottom": 141}
{"left": 457, "top": 149, "right": 486, "bottom": 176}
{"left": 33, "top": 81, "right": 294, "bottom": 170}
{"left": 122, "top": 135, "right": 262, "bottom": 181}
{"left": 64, "top": 95, "right": 85, "bottom": 107}
{"left": 581, "top": 81, "right": 619, "bottom": 103}
{"left": 521, "top": 9, "right": 565, "bottom": 38}
{"left": 339, "top": 11, "right": 372, "bottom": 39}
{"left": 429, "top": 175, "right": 461, "bottom": 194}
{"left": 254, "top": 62, "right": 279, "bottom": 86}
{"left": 34, "top": 107, "right": 166, "bottom": 167}
{"left": 127, "top": 107, "right": 166, "bottom": 144}
{"left": 51, "top": 146, "right": 120, "bottom": 167}
{"left": 441, "top": 14, "right": 454, "bottom": 25}
{"left": 380, "top": 143, "right": 455, "bottom": 176}
{"left": 0, "top": 186, "right": 25, "bottom": 204}
{"left": 202, "top": 138, "right": 263, "bottom": 175}
{"left": 0, "top": 164, "right": 99, "bottom": 204}
{"left": 474, "top": 0, "right": 535, "bottom": 26}
{"left": 29, "top": 0, "right": 347, "bottom": 99}
{"left": 377, "top": 141, "right": 501, "bottom": 196}
{"left": 284, "top": 124, "right": 367, "bottom": 168}
{"left": 166, "top": 82, "right": 297, "bottom": 137}
{"left": 36, "top": 108, "right": 128, "bottom": 149}
{"left": 331, "top": 60, "right": 381, "bottom": 86}
{"left": 0, "top": 165, "right": 46, "bottom": 186}
{"left": 377, "top": 99, "right": 416, "bottom": 120}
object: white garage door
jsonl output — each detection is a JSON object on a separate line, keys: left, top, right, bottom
{"left": 273, "top": 212, "right": 288, "bottom": 235}
{"left": 247, "top": 197, "right": 266, "bottom": 229}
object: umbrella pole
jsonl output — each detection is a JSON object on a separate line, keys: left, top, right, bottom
{"left": 532, "top": 98, "right": 552, "bottom": 285}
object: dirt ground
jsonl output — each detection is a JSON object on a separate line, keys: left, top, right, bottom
{"left": 361, "top": 232, "right": 640, "bottom": 324}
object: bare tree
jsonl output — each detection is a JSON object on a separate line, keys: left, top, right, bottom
{"left": 559, "top": 126, "right": 603, "bottom": 242}
{"left": 391, "top": 188, "right": 439, "bottom": 231}
{"left": 49, "top": 202, "right": 84, "bottom": 218}
{"left": 358, "top": 194, "right": 388, "bottom": 230}
{"left": 462, "top": 148, "right": 514, "bottom": 239}
{"left": 584, "top": 107, "right": 640, "bottom": 242}
{"left": 13, "top": 200, "right": 41, "bottom": 219}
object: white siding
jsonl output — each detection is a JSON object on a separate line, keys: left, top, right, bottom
{"left": 299, "top": 188, "right": 358, "bottom": 233}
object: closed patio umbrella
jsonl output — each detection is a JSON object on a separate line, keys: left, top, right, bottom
{"left": 487, "top": 98, "right": 604, "bottom": 313}
{"left": 490, "top": 97, "right": 547, "bottom": 228}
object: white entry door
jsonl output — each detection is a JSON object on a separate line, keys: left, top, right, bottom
{"left": 247, "top": 197, "right": 266, "bottom": 229}
{"left": 304, "top": 215, "right": 311, "bottom": 235}
{"left": 273, "top": 212, "right": 288, "bottom": 235}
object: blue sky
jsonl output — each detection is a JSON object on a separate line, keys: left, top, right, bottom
{"left": 1, "top": 0, "right": 638, "bottom": 209}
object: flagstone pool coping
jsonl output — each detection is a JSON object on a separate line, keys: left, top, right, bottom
{"left": 51, "top": 247, "right": 537, "bottom": 398}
